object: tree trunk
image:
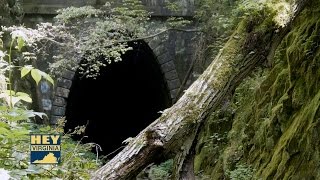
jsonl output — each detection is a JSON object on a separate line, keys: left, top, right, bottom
{"left": 92, "top": 1, "right": 309, "bottom": 179}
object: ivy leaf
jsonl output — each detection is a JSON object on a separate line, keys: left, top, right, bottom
{"left": 4, "top": 108, "right": 35, "bottom": 121}
{"left": 31, "top": 69, "right": 42, "bottom": 85}
{"left": 0, "top": 90, "right": 17, "bottom": 107}
{"left": 20, "top": 111, "right": 36, "bottom": 119}
{"left": 21, "top": 66, "right": 33, "bottom": 78}
{"left": 17, "top": 37, "right": 25, "bottom": 51}
{"left": 4, "top": 90, "right": 16, "bottom": 95}
{"left": 44, "top": 73, "right": 54, "bottom": 86}
{"left": 38, "top": 70, "right": 54, "bottom": 86}
{"left": 19, "top": 110, "right": 47, "bottom": 119}
{"left": 32, "top": 112, "right": 47, "bottom": 119}
{"left": 16, "top": 92, "right": 32, "bottom": 103}
{"left": 11, "top": 96, "right": 21, "bottom": 107}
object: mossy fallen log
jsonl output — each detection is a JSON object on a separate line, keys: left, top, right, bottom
{"left": 92, "top": 0, "right": 310, "bottom": 179}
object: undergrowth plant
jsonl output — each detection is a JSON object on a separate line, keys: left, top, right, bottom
{"left": 227, "top": 164, "right": 255, "bottom": 180}
{"left": 0, "top": 30, "right": 102, "bottom": 179}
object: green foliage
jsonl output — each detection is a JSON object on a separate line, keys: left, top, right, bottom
{"left": 227, "top": 164, "right": 254, "bottom": 180}
{"left": 166, "top": 17, "right": 192, "bottom": 28}
{"left": 194, "top": 0, "right": 290, "bottom": 72}
{"left": 194, "top": 101, "right": 235, "bottom": 176}
{"left": 48, "top": 0, "right": 151, "bottom": 79}
{"left": 236, "top": 0, "right": 296, "bottom": 28}
{"left": 0, "top": 0, "right": 24, "bottom": 25}
{"left": 233, "top": 68, "right": 268, "bottom": 108}
{"left": 0, "top": 90, "right": 32, "bottom": 106}
{"left": 112, "top": 0, "right": 150, "bottom": 21}
{"left": 236, "top": 0, "right": 268, "bottom": 16}
{"left": 55, "top": 6, "right": 103, "bottom": 23}
{"left": 137, "top": 159, "right": 173, "bottom": 180}
{"left": 10, "top": 0, "right": 193, "bottom": 79}
{"left": 22, "top": 67, "right": 54, "bottom": 85}
{"left": 2, "top": 2, "right": 147, "bottom": 78}
{"left": 148, "top": 160, "right": 173, "bottom": 179}
{"left": 195, "top": 0, "right": 237, "bottom": 32}
{"left": 165, "top": 0, "right": 181, "bottom": 13}
{"left": 27, "top": 118, "right": 101, "bottom": 179}
{"left": 0, "top": 29, "right": 54, "bottom": 108}
{"left": 0, "top": 29, "right": 101, "bottom": 179}
{"left": 21, "top": 65, "right": 53, "bottom": 85}
{"left": 164, "top": 0, "right": 192, "bottom": 28}
{"left": 0, "top": 118, "right": 101, "bottom": 180}
{"left": 193, "top": 0, "right": 238, "bottom": 73}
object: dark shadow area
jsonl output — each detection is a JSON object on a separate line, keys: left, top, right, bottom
{"left": 65, "top": 41, "right": 171, "bottom": 158}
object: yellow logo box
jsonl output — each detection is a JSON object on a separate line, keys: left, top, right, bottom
{"left": 30, "top": 134, "right": 61, "bottom": 164}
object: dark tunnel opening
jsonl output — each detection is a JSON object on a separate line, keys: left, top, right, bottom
{"left": 65, "top": 41, "right": 172, "bottom": 158}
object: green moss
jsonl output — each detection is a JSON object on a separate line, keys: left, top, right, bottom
{"left": 259, "top": 89, "right": 320, "bottom": 179}
{"left": 194, "top": 106, "right": 234, "bottom": 174}
{"left": 196, "top": 2, "right": 320, "bottom": 179}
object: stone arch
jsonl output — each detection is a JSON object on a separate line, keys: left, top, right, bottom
{"left": 51, "top": 39, "right": 181, "bottom": 124}
{"left": 50, "top": 40, "right": 181, "bottom": 156}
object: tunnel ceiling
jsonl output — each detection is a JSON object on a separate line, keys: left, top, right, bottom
{"left": 64, "top": 41, "right": 171, "bottom": 157}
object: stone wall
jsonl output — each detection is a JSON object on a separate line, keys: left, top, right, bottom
{"left": 22, "top": 0, "right": 194, "bottom": 16}
{"left": 20, "top": 0, "right": 199, "bottom": 123}
{"left": 50, "top": 28, "right": 199, "bottom": 124}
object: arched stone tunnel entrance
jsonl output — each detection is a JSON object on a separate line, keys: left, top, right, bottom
{"left": 63, "top": 41, "right": 172, "bottom": 157}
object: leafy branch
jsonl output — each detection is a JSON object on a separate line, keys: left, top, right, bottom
{"left": 109, "top": 28, "right": 201, "bottom": 45}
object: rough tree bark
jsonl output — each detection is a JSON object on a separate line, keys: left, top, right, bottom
{"left": 92, "top": 0, "right": 309, "bottom": 179}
